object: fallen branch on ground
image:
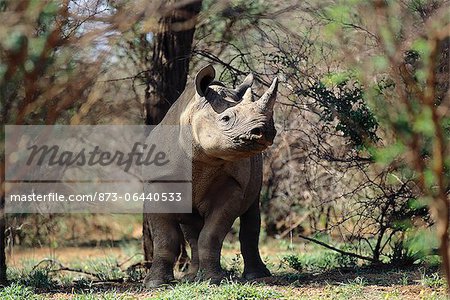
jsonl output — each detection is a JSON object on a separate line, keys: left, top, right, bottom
{"left": 32, "top": 258, "right": 124, "bottom": 282}
{"left": 298, "top": 234, "right": 377, "bottom": 263}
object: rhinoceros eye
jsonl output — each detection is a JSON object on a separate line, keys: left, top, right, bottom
{"left": 221, "top": 115, "right": 231, "bottom": 122}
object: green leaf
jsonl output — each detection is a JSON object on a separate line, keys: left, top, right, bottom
{"left": 411, "top": 38, "right": 430, "bottom": 57}
{"left": 324, "top": 22, "right": 340, "bottom": 38}
{"left": 29, "top": 37, "right": 46, "bottom": 57}
{"left": 373, "top": 142, "right": 405, "bottom": 165}
{"left": 3, "top": 30, "right": 27, "bottom": 52}
{"left": 373, "top": 55, "right": 388, "bottom": 71}
{"left": 321, "top": 71, "right": 350, "bottom": 86}
{"left": 326, "top": 4, "right": 352, "bottom": 22}
{"left": 379, "top": 26, "right": 395, "bottom": 55}
{"left": 405, "top": 228, "right": 438, "bottom": 257}
{"left": 0, "top": 63, "right": 6, "bottom": 80}
{"left": 24, "top": 59, "right": 34, "bottom": 72}
{"left": 413, "top": 107, "right": 434, "bottom": 136}
{"left": 43, "top": 1, "right": 59, "bottom": 14}
{"left": 424, "top": 169, "right": 436, "bottom": 189}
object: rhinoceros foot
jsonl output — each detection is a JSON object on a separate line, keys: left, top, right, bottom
{"left": 243, "top": 266, "right": 271, "bottom": 280}
{"left": 181, "top": 272, "right": 198, "bottom": 283}
{"left": 194, "top": 269, "right": 234, "bottom": 285}
{"left": 143, "top": 274, "right": 176, "bottom": 288}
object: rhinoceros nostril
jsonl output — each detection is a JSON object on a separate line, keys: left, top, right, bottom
{"left": 250, "top": 127, "right": 263, "bottom": 136}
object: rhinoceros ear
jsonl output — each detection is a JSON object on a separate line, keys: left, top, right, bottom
{"left": 195, "top": 65, "right": 216, "bottom": 97}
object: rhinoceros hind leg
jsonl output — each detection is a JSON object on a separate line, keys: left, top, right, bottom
{"left": 180, "top": 223, "right": 202, "bottom": 280}
{"left": 240, "top": 200, "right": 271, "bottom": 280}
{"left": 143, "top": 215, "right": 182, "bottom": 288}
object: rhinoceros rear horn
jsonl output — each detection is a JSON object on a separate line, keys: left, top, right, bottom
{"left": 195, "top": 65, "right": 216, "bottom": 97}
{"left": 235, "top": 73, "right": 254, "bottom": 98}
{"left": 257, "top": 77, "right": 278, "bottom": 113}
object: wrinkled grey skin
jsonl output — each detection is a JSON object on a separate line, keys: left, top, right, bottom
{"left": 144, "top": 65, "right": 278, "bottom": 288}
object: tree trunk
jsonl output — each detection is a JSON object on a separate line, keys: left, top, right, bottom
{"left": 0, "top": 164, "right": 6, "bottom": 285}
{"left": 143, "top": 0, "right": 202, "bottom": 264}
{"left": 0, "top": 207, "right": 5, "bottom": 286}
{"left": 144, "top": 0, "right": 203, "bottom": 125}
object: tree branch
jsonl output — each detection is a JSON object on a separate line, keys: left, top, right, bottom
{"left": 298, "top": 234, "right": 377, "bottom": 263}
{"left": 32, "top": 258, "right": 124, "bottom": 282}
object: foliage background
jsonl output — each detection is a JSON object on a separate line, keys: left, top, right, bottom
{"left": 0, "top": 0, "right": 449, "bottom": 293}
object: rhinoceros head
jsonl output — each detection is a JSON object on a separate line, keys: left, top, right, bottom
{"left": 189, "top": 65, "right": 278, "bottom": 161}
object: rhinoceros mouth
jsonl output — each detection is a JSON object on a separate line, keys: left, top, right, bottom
{"left": 232, "top": 135, "right": 273, "bottom": 151}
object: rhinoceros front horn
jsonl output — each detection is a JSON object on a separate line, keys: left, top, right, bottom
{"left": 195, "top": 65, "right": 216, "bottom": 97}
{"left": 257, "top": 77, "right": 278, "bottom": 113}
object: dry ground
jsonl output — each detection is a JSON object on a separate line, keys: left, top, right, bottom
{"left": 4, "top": 240, "right": 448, "bottom": 299}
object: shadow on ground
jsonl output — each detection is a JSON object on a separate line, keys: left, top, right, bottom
{"left": 28, "top": 265, "right": 441, "bottom": 296}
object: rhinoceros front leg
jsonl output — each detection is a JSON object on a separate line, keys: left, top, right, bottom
{"left": 197, "top": 210, "right": 236, "bottom": 284}
{"left": 240, "top": 199, "right": 271, "bottom": 280}
{"left": 143, "top": 214, "right": 182, "bottom": 288}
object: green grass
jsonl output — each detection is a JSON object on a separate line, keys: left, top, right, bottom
{"left": 281, "top": 249, "right": 357, "bottom": 272}
{"left": 4, "top": 240, "right": 449, "bottom": 299}
{"left": 420, "top": 272, "right": 447, "bottom": 289}
{"left": 7, "top": 250, "right": 144, "bottom": 287}
{"left": 152, "top": 281, "right": 283, "bottom": 300}
{"left": 1, "top": 274, "right": 447, "bottom": 300}
{"left": 7, "top": 261, "right": 58, "bottom": 290}
{"left": 321, "top": 277, "right": 366, "bottom": 300}
{"left": 0, "top": 283, "right": 39, "bottom": 300}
